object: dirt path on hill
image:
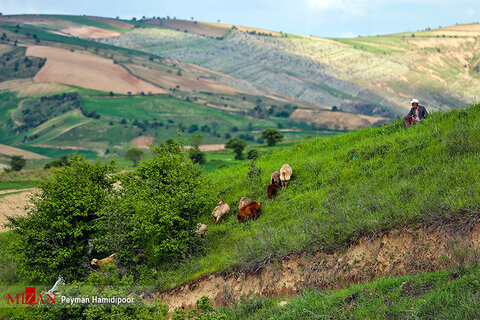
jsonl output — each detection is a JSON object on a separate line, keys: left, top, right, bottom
{"left": 157, "top": 222, "right": 480, "bottom": 310}
{"left": 184, "top": 144, "right": 226, "bottom": 152}
{"left": 0, "top": 189, "right": 35, "bottom": 232}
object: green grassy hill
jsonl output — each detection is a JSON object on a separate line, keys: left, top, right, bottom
{"left": 159, "top": 104, "right": 480, "bottom": 288}
{"left": 0, "top": 104, "right": 478, "bottom": 319}
{"left": 4, "top": 15, "right": 477, "bottom": 160}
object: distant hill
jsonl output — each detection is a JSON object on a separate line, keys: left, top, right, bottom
{"left": 0, "top": 14, "right": 477, "bottom": 158}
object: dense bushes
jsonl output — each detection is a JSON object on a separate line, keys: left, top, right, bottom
{"left": 96, "top": 140, "right": 210, "bottom": 272}
{"left": 8, "top": 155, "right": 116, "bottom": 283}
{"left": 8, "top": 140, "right": 212, "bottom": 284}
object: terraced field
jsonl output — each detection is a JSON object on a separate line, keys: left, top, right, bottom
{"left": 101, "top": 23, "right": 480, "bottom": 116}
{"left": 1, "top": 15, "right": 478, "bottom": 161}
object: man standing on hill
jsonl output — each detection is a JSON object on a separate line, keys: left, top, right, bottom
{"left": 404, "top": 98, "right": 428, "bottom": 126}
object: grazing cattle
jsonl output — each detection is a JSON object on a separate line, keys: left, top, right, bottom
{"left": 237, "top": 201, "right": 262, "bottom": 222}
{"left": 267, "top": 182, "right": 278, "bottom": 199}
{"left": 196, "top": 223, "right": 208, "bottom": 238}
{"left": 212, "top": 199, "right": 230, "bottom": 224}
{"left": 280, "top": 164, "right": 292, "bottom": 190}
{"left": 238, "top": 197, "right": 251, "bottom": 210}
{"left": 271, "top": 171, "right": 281, "bottom": 186}
{"left": 91, "top": 253, "right": 116, "bottom": 269}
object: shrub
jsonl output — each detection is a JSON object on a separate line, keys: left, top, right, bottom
{"left": 44, "top": 155, "right": 70, "bottom": 169}
{"left": 225, "top": 138, "right": 247, "bottom": 160}
{"left": 189, "top": 147, "right": 207, "bottom": 164}
{"left": 96, "top": 141, "right": 211, "bottom": 269}
{"left": 261, "top": 128, "right": 284, "bottom": 147}
{"left": 8, "top": 155, "right": 116, "bottom": 282}
{"left": 6, "top": 155, "right": 26, "bottom": 172}
{"left": 124, "top": 148, "right": 145, "bottom": 167}
{"left": 247, "top": 149, "right": 259, "bottom": 160}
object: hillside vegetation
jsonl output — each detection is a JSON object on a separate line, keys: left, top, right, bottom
{"left": 217, "top": 267, "right": 480, "bottom": 319}
{"left": 0, "top": 106, "right": 478, "bottom": 320}
{"left": 160, "top": 104, "right": 480, "bottom": 287}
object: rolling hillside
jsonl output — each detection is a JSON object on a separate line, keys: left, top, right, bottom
{"left": 0, "top": 14, "right": 479, "bottom": 319}
{"left": 1, "top": 102, "right": 478, "bottom": 319}
{"left": 0, "top": 14, "right": 390, "bottom": 159}
{"left": 102, "top": 20, "right": 480, "bottom": 115}
{"left": 0, "top": 14, "right": 477, "bottom": 160}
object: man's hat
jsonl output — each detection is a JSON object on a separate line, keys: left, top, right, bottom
{"left": 410, "top": 98, "right": 419, "bottom": 104}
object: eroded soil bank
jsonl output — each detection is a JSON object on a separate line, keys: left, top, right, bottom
{"left": 157, "top": 221, "right": 480, "bottom": 310}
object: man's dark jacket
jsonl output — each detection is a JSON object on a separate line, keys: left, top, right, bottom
{"left": 407, "top": 105, "right": 428, "bottom": 120}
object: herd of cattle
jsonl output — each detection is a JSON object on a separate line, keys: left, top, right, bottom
{"left": 91, "top": 164, "right": 293, "bottom": 267}
{"left": 196, "top": 164, "right": 292, "bottom": 238}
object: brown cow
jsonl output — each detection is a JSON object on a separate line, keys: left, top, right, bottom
{"left": 267, "top": 182, "right": 278, "bottom": 199}
{"left": 237, "top": 201, "right": 262, "bottom": 222}
{"left": 238, "top": 197, "right": 251, "bottom": 210}
{"left": 271, "top": 171, "right": 281, "bottom": 186}
{"left": 91, "top": 253, "right": 116, "bottom": 269}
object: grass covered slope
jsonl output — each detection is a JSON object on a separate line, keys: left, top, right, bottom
{"left": 164, "top": 105, "right": 480, "bottom": 287}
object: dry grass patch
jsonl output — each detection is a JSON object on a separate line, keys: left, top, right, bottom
{"left": 146, "top": 19, "right": 228, "bottom": 38}
{"left": 11, "top": 82, "right": 75, "bottom": 97}
{"left": 0, "top": 79, "right": 33, "bottom": 91}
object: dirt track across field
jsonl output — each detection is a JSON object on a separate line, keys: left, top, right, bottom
{"left": 0, "top": 189, "right": 35, "bottom": 232}
{"left": 26, "top": 46, "right": 166, "bottom": 94}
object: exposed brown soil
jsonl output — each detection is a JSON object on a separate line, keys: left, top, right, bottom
{"left": 157, "top": 222, "right": 480, "bottom": 310}
{"left": 26, "top": 46, "right": 165, "bottom": 94}
{"left": 0, "top": 189, "right": 35, "bottom": 232}
{"left": 131, "top": 136, "right": 155, "bottom": 149}
{"left": 125, "top": 64, "right": 245, "bottom": 95}
{"left": 184, "top": 144, "right": 225, "bottom": 152}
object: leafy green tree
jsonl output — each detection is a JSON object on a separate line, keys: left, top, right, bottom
{"left": 225, "top": 138, "right": 247, "bottom": 160}
{"left": 8, "top": 155, "right": 115, "bottom": 282}
{"left": 261, "top": 128, "right": 284, "bottom": 147}
{"left": 189, "top": 147, "right": 206, "bottom": 165}
{"left": 190, "top": 134, "right": 204, "bottom": 148}
{"left": 124, "top": 148, "right": 144, "bottom": 167}
{"left": 44, "top": 155, "right": 70, "bottom": 169}
{"left": 6, "top": 155, "right": 26, "bottom": 172}
{"left": 97, "top": 141, "right": 210, "bottom": 268}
